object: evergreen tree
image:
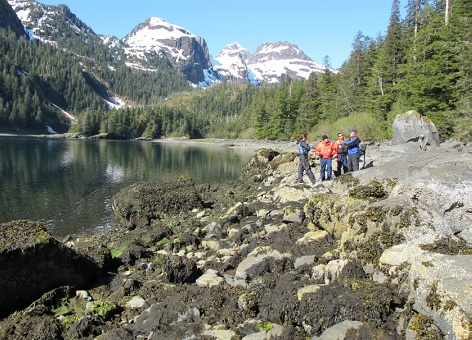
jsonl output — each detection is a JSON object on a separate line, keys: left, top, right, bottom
{"left": 400, "top": 0, "right": 461, "bottom": 137}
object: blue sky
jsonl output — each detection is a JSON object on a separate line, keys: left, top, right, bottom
{"left": 39, "top": 0, "right": 405, "bottom": 69}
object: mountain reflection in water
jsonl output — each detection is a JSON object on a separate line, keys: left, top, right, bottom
{"left": 0, "top": 137, "right": 254, "bottom": 236}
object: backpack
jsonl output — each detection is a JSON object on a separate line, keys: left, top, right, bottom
{"left": 297, "top": 142, "right": 309, "bottom": 155}
{"left": 359, "top": 142, "right": 367, "bottom": 156}
{"left": 337, "top": 143, "right": 348, "bottom": 155}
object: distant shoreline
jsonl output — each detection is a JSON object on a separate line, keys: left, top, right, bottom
{"left": 0, "top": 133, "right": 295, "bottom": 152}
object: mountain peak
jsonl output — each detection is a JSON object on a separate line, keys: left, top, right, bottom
{"left": 126, "top": 17, "right": 195, "bottom": 41}
{"left": 214, "top": 41, "right": 326, "bottom": 84}
{"left": 123, "top": 17, "right": 215, "bottom": 86}
{"left": 253, "top": 41, "right": 312, "bottom": 62}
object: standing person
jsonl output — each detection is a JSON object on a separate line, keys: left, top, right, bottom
{"left": 334, "top": 132, "right": 348, "bottom": 176}
{"left": 343, "top": 128, "right": 361, "bottom": 172}
{"left": 315, "top": 135, "right": 335, "bottom": 181}
{"left": 296, "top": 133, "right": 316, "bottom": 184}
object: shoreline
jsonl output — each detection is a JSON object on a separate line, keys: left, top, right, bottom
{"left": 0, "top": 133, "right": 296, "bottom": 152}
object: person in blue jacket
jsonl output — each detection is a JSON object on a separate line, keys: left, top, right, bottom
{"left": 343, "top": 128, "right": 361, "bottom": 172}
{"left": 296, "top": 133, "right": 316, "bottom": 184}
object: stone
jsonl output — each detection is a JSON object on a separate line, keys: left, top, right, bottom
{"left": 294, "top": 255, "right": 316, "bottom": 269}
{"left": 392, "top": 110, "right": 440, "bottom": 148}
{"left": 282, "top": 207, "right": 305, "bottom": 223}
{"left": 196, "top": 269, "right": 224, "bottom": 287}
{"left": 111, "top": 175, "right": 203, "bottom": 228}
{"left": 311, "top": 320, "right": 364, "bottom": 340}
{"left": 296, "top": 230, "right": 329, "bottom": 244}
{"left": 0, "top": 220, "right": 101, "bottom": 318}
{"left": 125, "top": 296, "right": 146, "bottom": 309}
{"left": 235, "top": 246, "right": 290, "bottom": 280}
{"left": 297, "top": 284, "right": 322, "bottom": 301}
{"left": 312, "top": 259, "right": 365, "bottom": 284}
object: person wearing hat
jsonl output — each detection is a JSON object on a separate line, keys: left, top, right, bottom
{"left": 315, "top": 135, "right": 335, "bottom": 181}
{"left": 296, "top": 133, "right": 316, "bottom": 184}
{"left": 343, "top": 128, "right": 361, "bottom": 172}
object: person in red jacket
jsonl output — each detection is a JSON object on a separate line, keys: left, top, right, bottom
{"left": 315, "top": 135, "right": 335, "bottom": 181}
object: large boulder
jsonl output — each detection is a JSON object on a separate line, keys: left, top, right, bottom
{"left": 392, "top": 110, "right": 440, "bottom": 148}
{"left": 0, "top": 220, "right": 101, "bottom": 318}
{"left": 111, "top": 175, "right": 204, "bottom": 229}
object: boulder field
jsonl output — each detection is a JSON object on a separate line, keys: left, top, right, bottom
{"left": 0, "top": 141, "right": 470, "bottom": 340}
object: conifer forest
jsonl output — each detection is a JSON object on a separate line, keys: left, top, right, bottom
{"left": 0, "top": 0, "right": 470, "bottom": 141}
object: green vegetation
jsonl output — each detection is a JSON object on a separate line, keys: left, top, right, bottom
{"left": 110, "top": 245, "right": 127, "bottom": 258}
{"left": 86, "top": 299, "right": 117, "bottom": 318}
{"left": 256, "top": 321, "right": 273, "bottom": 331}
{"left": 1, "top": 0, "right": 470, "bottom": 141}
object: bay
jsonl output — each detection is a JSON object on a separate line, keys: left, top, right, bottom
{"left": 0, "top": 136, "right": 255, "bottom": 236}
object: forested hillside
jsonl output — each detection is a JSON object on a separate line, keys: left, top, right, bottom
{"left": 1, "top": 0, "right": 470, "bottom": 141}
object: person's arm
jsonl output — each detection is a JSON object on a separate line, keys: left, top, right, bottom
{"left": 343, "top": 136, "right": 359, "bottom": 147}
{"left": 314, "top": 143, "right": 322, "bottom": 157}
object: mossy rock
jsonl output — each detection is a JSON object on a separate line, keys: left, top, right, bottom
{"left": 0, "top": 220, "right": 51, "bottom": 253}
{"left": 111, "top": 175, "right": 204, "bottom": 229}
{"left": 349, "top": 180, "right": 387, "bottom": 200}
{"left": 334, "top": 173, "right": 360, "bottom": 187}
{"left": 420, "top": 236, "right": 472, "bottom": 255}
{"left": 304, "top": 193, "right": 368, "bottom": 236}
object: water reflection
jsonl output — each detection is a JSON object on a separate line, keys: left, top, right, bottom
{"left": 0, "top": 137, "right": 254, "bottom": 236}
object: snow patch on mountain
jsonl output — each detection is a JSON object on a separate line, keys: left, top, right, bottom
{"left": 122, "top": 17, "right": 216, "bottom": 85}
{"left": 214, "top": 41, "right": 328, "bottom": 84}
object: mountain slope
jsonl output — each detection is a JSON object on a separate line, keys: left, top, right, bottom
{"left": 0, "top": 0, "right": 28, "bottom": 37}
{"left": 123, "top": 17, "right": 220, "bottom": 86}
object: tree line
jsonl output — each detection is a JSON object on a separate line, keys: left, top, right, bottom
{"left": 66, "top": 0, "right": 472, "bottom": 142}
{"left": 1, "top": 0, "right": 470, "bottom": 141}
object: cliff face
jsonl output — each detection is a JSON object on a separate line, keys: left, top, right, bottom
{"left": 123, "top": 17, "right": 217, "bottom": 85}
{"left": 0, "top": 140, "right": 470, "bottom": 339}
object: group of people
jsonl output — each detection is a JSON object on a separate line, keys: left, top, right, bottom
{"left": 296, "top": 129, "right": 361, "bottom": 184}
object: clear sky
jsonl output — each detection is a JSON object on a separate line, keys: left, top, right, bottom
{"left": 38, "top": 0, "right": 406, "bottom": 69}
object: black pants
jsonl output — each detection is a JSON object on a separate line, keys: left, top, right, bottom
{"left": 347, "top": 153, "right": 360, "bottom": 172}
{"left": 297, "top": 155, "right": 316, "bottom": 183}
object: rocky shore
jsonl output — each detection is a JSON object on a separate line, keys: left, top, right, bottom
{"left": 0, "top": 139, "right": 471, "bottom": 340}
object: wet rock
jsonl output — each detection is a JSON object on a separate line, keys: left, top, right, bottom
{"left": 161, "top": 255, "right": 202, "bottom": 284}
{"left": 196, "top": 268, "right": 224, "bottom": 287}
{"left": 64, "top": 315, "right": 104, "bottom": 339}
{"left": 0, "top": 220, "right": 101, "bottom": 318}
{"left": 235, "top": 246, "right": 291, "bottom": 280}
{"left": 311, "top": 320, "right": 364, "bottom": 340}
{"left": 298, "top": 279, "right": 399, "bottom": 336}
{"left": 312, "top": 259, "right": 365, "bottom": 284}
{"left": 111, "top": 175, "right": 204, "bottom": 229}
{"left": 98, "top": 328, "right": 134, "bottom": 340}
{"left": 282, "top": 207, "right": 305, "bottom": 223}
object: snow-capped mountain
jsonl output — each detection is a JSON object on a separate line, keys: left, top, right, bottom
{"left": 212, "top": 43, "right": 256, "bottom": 84}
{"left": 8, "top": 0, "right": 95, "bottom": 44}
{"left": 214, "top": 41, "right": 327, "bottom": 84}
{"left": 122, "top": 17, "right": 219, "bottom": 86}
{"left": 7, "top": 0, "right": 329, "bottom": 87}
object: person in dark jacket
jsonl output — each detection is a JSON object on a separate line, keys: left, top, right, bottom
{"left": 296, "top": 133, "right": 316, "bottom": 184}
{"left": 334, "top": 132, "right": 348, "bottom": 176}
{"left": 343, "top": 128, "right": 361, "bottom": 172}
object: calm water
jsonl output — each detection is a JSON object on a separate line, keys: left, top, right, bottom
{"left": 0, "top": 136, "right": 255, "bottom": 236}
